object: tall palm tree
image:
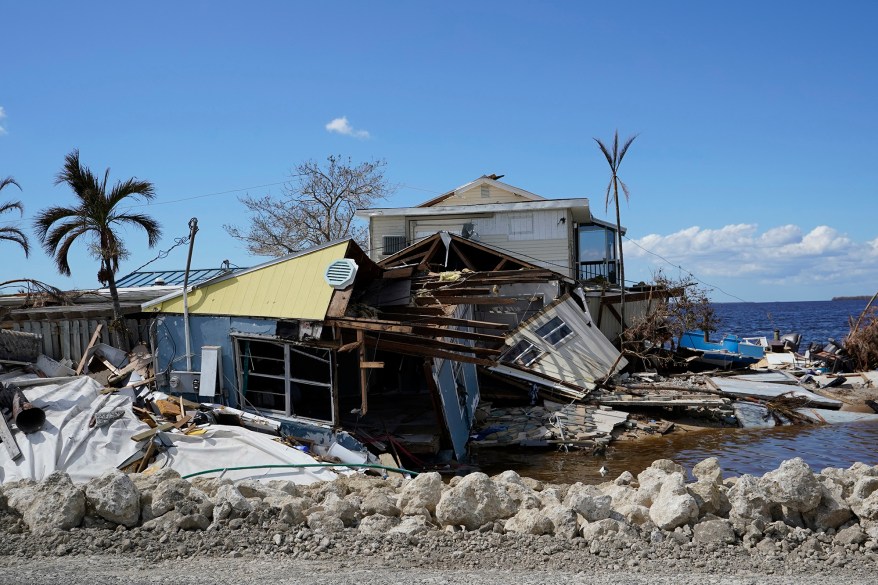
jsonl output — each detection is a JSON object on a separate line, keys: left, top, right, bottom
{"left": 0, "top": 176, "right": 30, "bottom": 257}
{"left": 594, "top": 130, "right": 637, "bottom": 337}
{"left": 34, "top": 150, "right": 162, "bottom": 349}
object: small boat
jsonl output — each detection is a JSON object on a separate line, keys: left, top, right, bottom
{"left": 678, "top": 330, "right": 766, "bottom": 368}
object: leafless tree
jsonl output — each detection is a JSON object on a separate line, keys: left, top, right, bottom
{"left": 225, "top": 156, "right": 394, "bottom": 256}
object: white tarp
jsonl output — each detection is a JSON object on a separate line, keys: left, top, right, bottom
{"left": 1, "top": 373, "right": 342, "bottom": 486}
{"left": 153, "top": 426, "right": 340, "bottom": 484}
{"left": 0, "top": 374, "right": 147, "bottom": 485}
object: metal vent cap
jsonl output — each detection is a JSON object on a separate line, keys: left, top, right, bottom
{"left": 324, "top": 258, "right": 358, "bottom": 289}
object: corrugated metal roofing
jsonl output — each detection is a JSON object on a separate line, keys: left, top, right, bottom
{"left": 150, "top": 241, "right": 350, "bottom": 320}
{"left": 116, "top": 267, "right": 244, "bottom": 288}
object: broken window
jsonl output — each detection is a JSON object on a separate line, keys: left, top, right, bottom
{"left": 535, "top": 316, "right": 573, "bottom": 346}
{"left": 502, "top": 339, "right": 544, "bottom": 366}
{"left": 234, "top": 337, "right": 334, "bottom": 423}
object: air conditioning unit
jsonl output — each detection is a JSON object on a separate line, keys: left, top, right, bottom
{"left": 382, "top": 235, "right": 407, "bottom": 255}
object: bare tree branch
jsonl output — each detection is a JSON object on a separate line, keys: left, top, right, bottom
{"left": 224, "top": 155, "right": 394, "bottom": 256}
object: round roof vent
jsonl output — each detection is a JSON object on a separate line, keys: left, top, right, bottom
{"left": 154, "top": 277, "right": 166, "bottom": 286}
{"left": 324, "top": 259, "right": 358, "bottom": 289}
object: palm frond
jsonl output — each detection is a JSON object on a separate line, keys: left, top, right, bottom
{"left": 619, "top": 179, "right": 631, "bottom": 202}
{"left": 52, "top": 226, "right": 91, "bottom": 276}
{"left": 612, "top": 130, "right": 620, "bottom": 167}
{"left": 618, "top": 134, "right": 639, "bottom": 164}
{"left": 0, "top": 200, "right": 24, "bottom": 216}
{"left": 113, "top": 212, "right": 162, "bottom": 247}
{"left": 108, "top": 178, "right": 156, "bottom": 209}
{"left": 0, "top": 227, "right": 30, "bottom": 256}
{"left": 604, "top": 180, "right": 614, "bottom": 211}
{"left": 33, "top": 206, "right": 83, "bottom": 242}
{"left": 594, "top": 138, "right": 614, "bottom": 169}
{"left": 0, "top": 177, "right": 22, "bottom": 192}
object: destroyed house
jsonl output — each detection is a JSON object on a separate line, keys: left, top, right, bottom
{"left": 141, "top": 234, "right": 625, "bottom": 467}
{"left": 356, "top": 174, "right": 659, "bottom": 343}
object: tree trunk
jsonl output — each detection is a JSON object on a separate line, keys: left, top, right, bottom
{"left": 613, "top": 176, "right": 626, "bottom": 341}
{"left": 104, "top": 258, "right": 129, "bottom": 351}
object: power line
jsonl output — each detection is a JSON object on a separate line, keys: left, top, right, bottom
{"left": 622, "top": 235, "right": 750, "bottom": 303}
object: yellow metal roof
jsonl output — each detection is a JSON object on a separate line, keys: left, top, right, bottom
{"left": 151, "top": 241, "right": 349, "bottom": 320}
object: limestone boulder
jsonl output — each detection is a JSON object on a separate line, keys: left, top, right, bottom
{"left": 213, "top": 483, "right": 253, "bottom": 522}
{"left": 693, "top": 457, "right": 724, "bottom": 484}
{"left": 804, "top": 480, "right": 852, "bottom": 531}
{"left": 322, "top": 492, "right": 360, "bottom": 527}
{"left": 362, "top": 490, "right": 401, "bottom": 517}
{"left": 563, "top": 483, "right": 612, "bottom": 522}
{"left": 649, "top": 473, "right": 698, "bottom": 531}
{"left": 637, "top": 461, "right": 683, "bottom": 507}
{"left": 358, "top": 514, "right": 401, "bottom": 535}
{"left": 693, "top": 519, "right": 737, "bottom": 545}
{"left": 847, "top": 476, "right": 878, "bottom": 520}
{"left": 759, "top": 458, "right": 821, "bottom": 513}
{"left": 85, "top": 470, "right": 141, "bottom": 527}
{"left": 434, "top": 472, "right": 517, "bottom": 530}
{"left": 306, "top": 510, "right": 345, "bottom": 533}
{"left": 727, "top": 474, "right": 772, "bottom": 528}
{"left": 5, "top": 472, "right": 85, "bottom": 533}
{"left": 541, "top": 504, "right": 579, "bottom": 539}
{"left": 495, "top": 471, "right": 542, "bottom": 510}
{"left": 504, "top": 507, "right": 554, "bottom": 536}
{"left": 397, "top": 472, "right": 443, "bottom": 515}
{"left": 389, "top": 515, "right": 432, "bottom": 536}
{"left": 613, "top": 504, "right": 651, "bottom": 526}
{"left": 148, "top": 477, "right": 192, "bottom": 521}
{"left": 687, "top": 480, "right": 730, "bottom": 517}
{"left": 581, "top": 518, "right": 624, "bottom": 541}
{"left": 835, "top": 525, "right": 868, "bottom": 546}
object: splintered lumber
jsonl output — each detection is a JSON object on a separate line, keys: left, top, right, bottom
{"left": 414, "top": 295, "right": 518, "bottom": 306}
{"left": 372, "top": 333, "right": 501, "bottom": 356}
{"left": 131, "top": 422, "right": 174, "bottom": 441}
{"left": 363, "top": 337, "right": 495, "bottom": 367}
{"left": 0, "top": 411, "right": 21, "bottom": 460}
{"left": 75, "top": 324, "right": 103, "bottom": 375}
{"left": 155, "top": 399, "right": 183, "bottom": 418}
{"left": 382, "top": 314, "right": 509, "bottom": 330}
{"left": 597, "top": 393, "right": 726, "bottom": 408}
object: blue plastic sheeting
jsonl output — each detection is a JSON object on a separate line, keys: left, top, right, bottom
{"left": 116, "top": 267, "right": 244, "bottom": 288}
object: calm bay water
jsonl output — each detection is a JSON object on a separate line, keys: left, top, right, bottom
{"left": 474, "top": 298, "right": 878, "bottom": 483}
{"left": 711, "top": 298, "right": 871, "bottom": 349}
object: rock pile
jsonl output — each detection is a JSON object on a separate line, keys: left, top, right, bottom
{"left": 2, "top": 456, "right": 878, "bottom": 558}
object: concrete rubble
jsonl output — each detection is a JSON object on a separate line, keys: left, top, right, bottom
{"left": 3, "top": 455, "right": 878, "bottom": 566}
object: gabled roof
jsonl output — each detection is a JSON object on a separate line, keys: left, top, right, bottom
{"left": 416, "top": 175, "right": 546, "bottom": 207}
{"left": 378, "top": 232, "right": 574, "bottom": 284}
{"left": 142, "top": 239, "right": 359, "bottom": 320}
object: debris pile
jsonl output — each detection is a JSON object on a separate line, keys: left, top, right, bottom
{"left": 3, "top": 456, "right": 878, "bottom": 561}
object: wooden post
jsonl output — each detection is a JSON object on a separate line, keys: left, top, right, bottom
{"left": 357, "top": 330, "right": 368, "bottom": 415}
{"left": 75, "top": 324, "right": 103, "bottom": 375}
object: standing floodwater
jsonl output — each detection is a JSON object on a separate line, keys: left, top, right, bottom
{"left": 473, "top": 420, "right": 878, "bottom": 484}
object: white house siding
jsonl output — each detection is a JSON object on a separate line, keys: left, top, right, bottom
{"left": 505, "top": 296, "right": 626, "bottom": 389}
{"left": 433, "top": 183, "right": 531, "bottom": 206}
{"left": 369, "top": 215, "right": 407, "bottom": 257}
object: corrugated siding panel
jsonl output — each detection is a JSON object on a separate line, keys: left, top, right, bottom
{"left": 509, "top": 298, "right": 626, "bottom": 386}
{"left": 156, "top": 242, "right": 348, "bottom": 319}
{"left": 435, "top": 184, "right": 529, "bottom": 206}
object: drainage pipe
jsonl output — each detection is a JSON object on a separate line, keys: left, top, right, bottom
{"left": 0, "top": 383, "right": 46, "bottom": 433}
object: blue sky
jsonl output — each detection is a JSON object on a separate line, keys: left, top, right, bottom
{"left": 1, "top": 1, "right": 876, "bottom": 302}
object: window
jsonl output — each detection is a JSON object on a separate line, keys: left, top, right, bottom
{"left": 535, "top": 316, "right": 573, "bottom": 346}
{"left": 577, "top": 224, "right": 618, "bottom": 284}
{"left": 502, "top": 339, "right": 544, "bottom": 366}
{"left": 235, "top": 337, "right": 334, "bottom": 423}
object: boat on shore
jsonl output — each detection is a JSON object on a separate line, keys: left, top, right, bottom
{"left": 678, "top": 330, "right": 767, "bottom": 368}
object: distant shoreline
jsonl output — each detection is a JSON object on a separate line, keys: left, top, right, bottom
{"left": 831, "top": 295, "right": 871, "bottom": 301}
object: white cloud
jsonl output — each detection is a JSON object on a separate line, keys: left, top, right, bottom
{"left": 325, "top": 116, "right": 370, "bottom": 139}
{"left": 0, "top": 106, "right": 7, "bottom": 135}
{"left": 627, "top": 223, "right": 876, "bottom": 287}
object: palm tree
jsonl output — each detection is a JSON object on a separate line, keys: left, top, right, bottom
{"left": 594, "top": 130, "right": 637, "bottom": 337}
{"left": 0, "top": 176, "right": 30, "bottom": 257}
{"left": 34, "top": 150, "right": 162, "bottom": 349}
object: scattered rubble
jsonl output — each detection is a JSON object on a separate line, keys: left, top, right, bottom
{"left": 2, "top": 456, "right": 878, "bottom": 578}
